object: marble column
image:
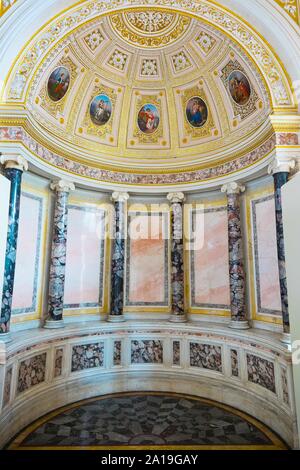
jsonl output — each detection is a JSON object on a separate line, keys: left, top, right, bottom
{"left": 221, "top": 182, "right": 249, "bottom": 330}
{"left": 44, "top": 180, "right": 75, "bottom": 329}
{"left": 167, "top": 192, "right": 187, "bottom": 323}
{"left": 0, "top": 155, "right": 28, "bottom": 341}
{"left": 268, "top": 159, "right": 295, "bottom": 344}
{"left": 107, "top": 192, "right": 129, "bottom": 323}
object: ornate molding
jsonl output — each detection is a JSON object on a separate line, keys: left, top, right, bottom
{"left": 50, "top": 179, "right": 75, "bottom": 192}
{"left": 167, "top": 192, "right": 185, "bottom": 203}
{"left": 274, "top": 0, "right": 299, "bottom": 23}
{"left": 0, "top": 125, "right": 277, "bottom": 185}
{"left": 268, "top": 157, "right": 296, "bottom": 175}
{"left": 0, "top": 154, "right": 28, "bottom": 172}
{"left": 111, "top": 192, "right": 130, "bottom": 202}
{"left": 221, "top": 182, "right": 246, "bottom": 195}
{"left": 3, "top": 1, "right": 293, "bottom": 108}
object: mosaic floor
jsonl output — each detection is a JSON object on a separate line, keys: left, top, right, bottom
{"left": 9, "top": 392, "right": 287, "bottom": 450}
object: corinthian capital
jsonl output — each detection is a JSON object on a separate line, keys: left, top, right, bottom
{"left": 221, "top": 182, "right": 245, "bottom": 195}
{"left": 268, "top": 158, "right": 296, "bottom": 176}
{"left": 167, "top": 192, "right": 185, "bottom": 204}
{"left": 0, "top": 154, "right": 28, "bottom": 172}
{"left": 50, "top": 179, "right": 75, "bottom": 193}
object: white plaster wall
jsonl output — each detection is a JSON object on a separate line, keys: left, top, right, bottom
{"left": 0, "top": 174, "right": 10, "bottom": 301}
{"left": 282, "top": 172, "right": 300, "bottom": 448}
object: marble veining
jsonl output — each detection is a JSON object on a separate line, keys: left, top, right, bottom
{"left": 131, "top": 340, "right": 163, "bottom": 364}
{"left": 227, "top": 192, "right": 247, "bottom": 323}
{"left": 281, "top": 366, "right": 289, "bottom": 406}
{"left": 113, "top": 341, "right": 122, "bottom": 366}
{"left": 12, "top": 192, "right": 43, "bottom": 315}
{"left": 247, "top": 353, "right": 276, "bottom": 393}
{"left": 173, "top": 341, "right": 180, "bottom": 366}
{"left": 71, "top": 343, "right": 104, "bottom": 372}
{"left": 17, "top": 353, "right": 47, "bottom": 394}
{"left": 47, "top": 191, "right": 69, "bottom": 322}
{"left": 231, "top": 349, "right": 239, "bottom": 377}
{"left": 0, "top": 169, "right": 23, "bottom": 334}
{"left": 170, "top": 201, "right": 185, "bottom": 317}
{"left": 54, "top": 348, "right": 63, "bottom": 378}
{"left": 252, "top": 195, "right": 281, "bottom": 316}
{"left": 190, "top": 343, "right": 222, "bottom": 372}
{"left": 3, "top": 366, "right": 13, "bottom": 408}
{"left": 110, "top": 201, "right": 126, "bottom": 317}
{"left": 273, "top": 172, "right": 290, "bottom": 333}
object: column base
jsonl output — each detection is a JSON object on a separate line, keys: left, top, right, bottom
{"left": 43, "top": 319, "right": 65, "bottom": 329}
{"left": 228, "top": 320, "right": 250, "bottom": 330}
{"left": 280, "top": 333, "right": 291, "bottom": 345}
{"left": 0, "top": 332, "right": 12, "bottom": 343}
{"left": 169, "top": 315, "right": 188, "bottom": 324}
{"left": 107, "top": 315, "right": 126, "bottom": 323}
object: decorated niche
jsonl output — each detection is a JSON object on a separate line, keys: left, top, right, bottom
{"left": 38, "top": 57, "right": 78, "bottom": 117}
{"left": 127, "top": 90, "right": 169, "bottom": 148}
{"left": 81, "top": 82, "right": 117, "bottom": 141}
{"left": 220, "top": 60, "right": 259, "bottom": 120}
{"left": 178, "top": 84, "right": 216, "bottom": 144}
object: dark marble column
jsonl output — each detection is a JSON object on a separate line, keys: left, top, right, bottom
{"left": 107, "top": 192, "right": 129, "bottom": 323}
{"left": 268, "top": 159, "right": 295, "bottom": 344}
{"left": 221, "top": 182, "right": 249, "bottom": 330}
{"left": 44, "top": 180, "right": 75, "bottom": 329}
{"left": 167, "top": 192, "right": 187, "bottom": 323}
{"left": 0, "top": 155, "right": 28, "bottom": 342}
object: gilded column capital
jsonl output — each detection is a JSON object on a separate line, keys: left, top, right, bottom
{"left": 268, "top": 158, "right": 296, "bottom": 176}
{"left": 50, "top": 179, "right": 75, "bottom": 193}
{"left": 167, "top": 192, "right": 185, "bottom": 204}
{"left": 0, "top": 154, "right": 28, "bottom": 172}
{"left": 221, "top": 182, "right": 245, "bottom": 195}
{"left": 111, "top": 192, "right": 129, "bottom": 203}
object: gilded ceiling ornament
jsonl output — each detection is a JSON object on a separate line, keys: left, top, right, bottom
{"left": 275, "top": 0, "right": 299, "bottom": 22}
{"left": 220, "top": 60, "right": 259, "bottom": 121}
{"left": 126, "top": 11, "right": 175, "bottom": 33}
{"left": 172, "top": 51, "right": 191, "bottom": 72}
{"left": 5, "top": 2, "right": 293, "bottom": 108}
{"left": 108, "top": 49, "right": 128, "bottom": 71}
{"left": 109, "top": 11, "right": 191, "bottom": 48}
{"left": 196, "top": 31, "right": 216, "bottom": 54}
{"left": 84, "top": 29, "right": 104, "bottom": 51}
{"left": 141, "top": 59, "right": 158, "bottom": 76}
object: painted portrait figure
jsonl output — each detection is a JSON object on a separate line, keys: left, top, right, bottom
{"left": 90, "top": 94, "right": 112, "bottom": 126}
{"left": 47, "top": 67, "right": 70, "bottom": 102}
{"left": 138, "top": 104, "right": 160, "bottom": 134}
{"left": 186, "top": 97, "right": 208, "bottom": 128}
{"left": 228, "top": 71, "right": 251, "bottom": 106}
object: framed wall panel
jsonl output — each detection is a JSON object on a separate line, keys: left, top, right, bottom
{"left": 125, "top": 209, "right": 170, "bottom": 311}
{"left": 63, "top": 204, "right": 107, "bottom": 312}
{"left": 188, "top": 204, "right": 230, "bottom": 315}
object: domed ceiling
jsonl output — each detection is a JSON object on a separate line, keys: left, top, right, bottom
{"left": 20, "top": 8, "right": 271, "bottom": 171}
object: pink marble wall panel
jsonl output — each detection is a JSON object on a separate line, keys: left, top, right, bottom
{"left": 64, "top": 207, "right": 104, "bottom": 307}
{"left": 128, "top": 214, "right": 166, "bottom": 304}
{"left": 193, "top": 209, "right": 230, "bottom": 307}
{"left": 254, "top": 198, "right": 281, "bottom": 312}
{"left": 12, "top": 194, "right": 41, "bottom": 311}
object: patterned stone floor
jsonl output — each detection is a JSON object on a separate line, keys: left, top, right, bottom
{"left": 9, "top": 393, "right": 286, "bottom": 449}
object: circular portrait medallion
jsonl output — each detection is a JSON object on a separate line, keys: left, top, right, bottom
{"left": 228, "top": 71, "right": 251, "bottom": 106}
{"left": 186, "top": 96, "right": 208, "bottom": 128}
{"left": 47, "top": 66, "right": 70, "bottom": 102}
{"left": 90, "top": 94, "right": 112, "bottom": 126}
{"left": 137, "top": 103, "right": 160, "bottom": 134}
